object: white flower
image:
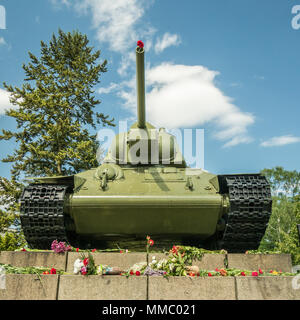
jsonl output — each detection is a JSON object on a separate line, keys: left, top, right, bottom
{"left": 73, "top": 259, "right": 84, "bottom": 275}
{"left": 152, "top": 256, "right": 156, "bottom": 261}
{"left": 130, "top": 262, "right": 147, "bottom": 273}
{"left": 169, "top": 263, "right": 174, "bottom": 272}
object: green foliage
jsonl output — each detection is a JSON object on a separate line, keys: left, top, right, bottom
{"left": 275, "top": 197, "right": 300, "bottom": 265}
{"left": 0, "top": 177, "right": 23, "bottom": 233}
{"left": 0, "top": 232, "right": 26, "bottom": 251}
{"left": 0, "top": 264, "right": 64, "bottom": 275}
{"left": 260, "top": 167, "right": 300, "bottom": 265}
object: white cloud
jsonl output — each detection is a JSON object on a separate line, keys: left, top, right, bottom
{"left": 72, "top": 0, "right": 149, "bottom": 53}
{"left": 154, "top": 33, "right": 181, "bottom": 54}
{"left": 0, "top": 37, "right": 6, "bottom": 46}
{"left": 117, "top": 51, "right": 136, "bottom": 76}
{"left": 261, "top": 135, "right": 300, "bottom": 147}
{"left": 120, "top": 63, "right": 254, "bottom": 147}
{"left": 98, "top": 82, "right": 118, "bottom": 95}
{"left": 0, "top": 89, "right": 14, "bottom": 115}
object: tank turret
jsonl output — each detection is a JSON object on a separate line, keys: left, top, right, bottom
{"left": 103, "top": 42, "right": 186, "bottom": 167}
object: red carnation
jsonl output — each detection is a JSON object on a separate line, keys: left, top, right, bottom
{"left": 21, "top": 248, "right": 27, "bottom": 252}
{"left": 130, "top": 270, "right": 134, "bottom": 275}
{"left": 136, "top": 271, "right": 141, "bottom": 276}
{"left": 259, "top": 269, "right": 263, "bottom": 275}
{"left": 76, "top": 248, "right": 79, "bottom": 252}
{"left": 252, "top": 271, "right": 258, "bottom": 277}
{"left": 83, "top": 258, "right": 89, "bottom": 266}
{"left": 148, "top": 239, "right": 154, "bottom": 246}
{"left": 120, "top": 250, "right": 123, "bottom": 253}
{"left": 50, "top": 268, "right": 56, "bottom": 275}
{"left": 92, "top": 249, "right": 97, "bottom": 253}
{"left": 208, "top": 273, "right": 212, "bottom": 277}
{"left": 241, "top": 272, "right": 246, "bottom": 276}
{"left": 137, "top": 40, "right": 144, "bottom": 48}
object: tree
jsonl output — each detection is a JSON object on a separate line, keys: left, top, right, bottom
{"left": 0, "top": 177, "right": 26, "bottom": 250}
{"left": 0, "top": 29, "right": 114, "bottom": 249}
{"left": 276, "top": 196, "right": 300, "bottom": 265}
{"left": 1, "top": 29, "right": 114, "bottom": 179}
{"left": 259, "top": 167, "right": 300, "bottom": 265}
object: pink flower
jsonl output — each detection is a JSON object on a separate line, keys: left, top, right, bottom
{"left": 92, "top": 249, "right": 97, "bottom": 253}
{"left": 120, "top": 250, "right": 123, "bottom": 253}
{"left": 51, "top": 240, "right": 72, "bottom": 253}
{"left": 81, "top": 266, "right": 87, "bottom": 275}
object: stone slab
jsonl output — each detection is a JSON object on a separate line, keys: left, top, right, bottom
{"left": 236, "top": 276, "right": 300, "bottom": 300}
{"left": 0, "top": 251, "right": 67, "bottom": 271}
{"left": 148, "top": 277, "right": 236, "bottom": 300}
{"left": 151, "top": 253, "right": 226, "bottom": 270}
{"left": 227, "top": 254, "right": 292, "bottom": 272}
{"left": 58, "top": 275, "right": 147, "bottom": 300}
{"left": 67, "top": 252, "right": 147, "bottom": 273}
{"left": 0, "top": 274, "right": 59, "bottom": 300}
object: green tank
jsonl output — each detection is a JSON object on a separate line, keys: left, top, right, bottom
{"left": 20, "top": 43, "right": 272, "bottom": 252}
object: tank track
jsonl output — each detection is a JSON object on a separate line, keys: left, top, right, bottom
{"left": 218, "top": 174, "right": 272, "bottom": 253}
{"left": 20, "top": 184, "right": 69, "bottom": 249}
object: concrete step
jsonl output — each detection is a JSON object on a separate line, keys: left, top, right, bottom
{"left": 0, "top": 251, "right": 297, "bottom": 300}
{"left": 0, "top": 251, "right": 293, "bottom": 272}
{"left": 0, "top": 274, "right": 299, "bottom": 300}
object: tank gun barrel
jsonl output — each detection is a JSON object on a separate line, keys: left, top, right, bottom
{"left": 136, "top": 44, "right": 146, "bottom": 128}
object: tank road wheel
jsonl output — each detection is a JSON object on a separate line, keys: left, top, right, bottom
{"left": 216, "top": 174, "right": 272, "bottom": 253}
{"left": 20, "top": 184, "right": 70, "bottom": 249}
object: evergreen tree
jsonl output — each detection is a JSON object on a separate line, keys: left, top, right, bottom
{"left": 1, "top": 29, "right": 114, "bottom": 178}
{"left": 0, "top": 30, "right": 114, "bottom": 249}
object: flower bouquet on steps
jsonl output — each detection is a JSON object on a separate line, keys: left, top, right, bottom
{"left": 73, "top": 252, "right": 124, "bottom": 276}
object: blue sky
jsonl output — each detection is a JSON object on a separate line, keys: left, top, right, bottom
{"left": 0, "top": 0, "right": 299, "bottom": 178}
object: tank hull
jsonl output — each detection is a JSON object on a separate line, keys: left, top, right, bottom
{"left": 69, "top": 194, "right": 224, "bottom": 239}
{"left": 20, "top": 168, "right": 272, "bottom": 252}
